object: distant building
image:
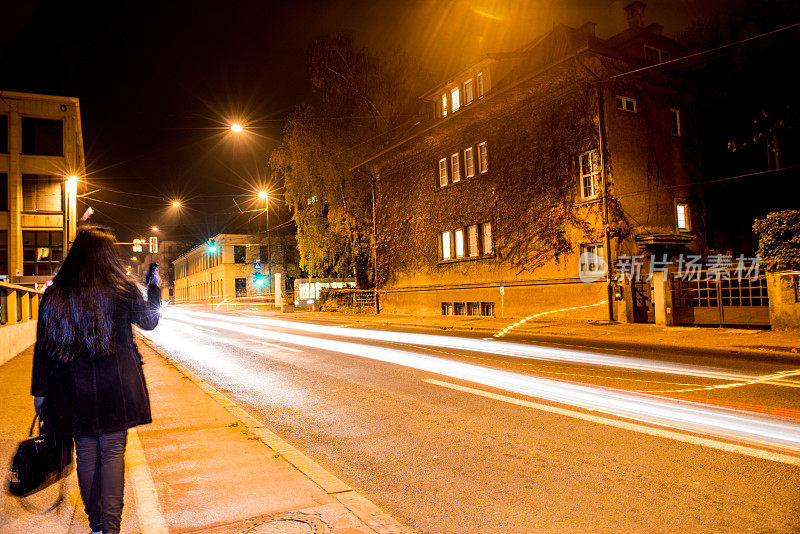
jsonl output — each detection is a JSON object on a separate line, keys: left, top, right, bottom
{"left": 172, "top": 233, "right": 300, "bottom": 302}
{"left": 1, "top": 90, "right": 85, "bottom": 284}
{"left": 353, "top": 1, "right": 704, "bottom": 321}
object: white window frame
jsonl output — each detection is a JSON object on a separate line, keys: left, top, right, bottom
{"left": 451, "top": 87, "right": 460, "bottom": 112}
{"left": 468, "top": 224, "right": 479, "bottom": 257}
{"left": 451, "top": 153, "right": 461, "bottom": 183}
{"left": 454, "top": 228, "right": 465, "bottom": 258}
{"left": 616, "top": 95, "right": 637, "bottom": 113}
{"left": 580, "top": 243, "right": 605, "bottom": 274}
{"left": 676, "top": 201, "right": 691, "bottom": 232}
{"left": 441, "top": 93, "right": 448, "bottom": 117}
{"left": 441, "top": 231, "right": 452, "bottom": 260}
{"left": 464, "top": 147, "right": 475, "bottom": 178}
{"left": 464, "top": 79, "right": 474, "bottom": 105}
{"left": 579, "top": 149, "right": 599, "bottom": 200}
{"left": 477, "top": 72, "right": 484, "bottom": 98}
{"left": 438, "top": 158, "right": 448, "bottom": 187}
{"left": 482, "top": 221, "right": 493, "bottom": 255}
{"left": 670, "top": 108, "right": 682, "bottom": 137}
{"left": 478, "top": 142, "right": 488, "bottom": 174}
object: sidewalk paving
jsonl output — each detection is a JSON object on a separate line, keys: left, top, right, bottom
{"left": 0, "top": 341, "right": 410, "bottom": 534}
{"left": 235, "top": 308, "right": 800, "bottom": 359}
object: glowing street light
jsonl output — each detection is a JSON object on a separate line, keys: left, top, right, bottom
{"left": 230, "top": 123, "right": 244, "bottom": 133}
{"left": 171, "top": 200, "right": 182, "bottom": 208}
{"left": 258, "top": 190, "right": 268, "bottom": 200}
{"left": 151, "top": 226, "right": 159, "bottom": 231}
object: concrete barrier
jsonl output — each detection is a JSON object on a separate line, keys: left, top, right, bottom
{"left": 1, "top": 281, "right": 42, "bottom": 366}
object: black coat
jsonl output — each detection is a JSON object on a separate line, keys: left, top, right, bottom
{"left": 31, "top": 284, "right": 161, "bottom": 437}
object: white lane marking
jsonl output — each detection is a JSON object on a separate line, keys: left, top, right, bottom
{"left": 126, "top": 429, "right": 169, "bottom": 533}
{"left": 425, "top": 379, "right": 800, "bottom": 466}
{"left": 249, "top": 339, "right": 304, "bottom": 353}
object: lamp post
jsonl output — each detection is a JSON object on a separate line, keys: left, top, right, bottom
{"left": 259, "top": 190, "right": 271, "bottom": 294}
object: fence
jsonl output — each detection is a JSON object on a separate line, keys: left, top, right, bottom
{"left": 0, "top": 281, "right": 44, "bottom": 365}
{"left": 320, "top": 289, "right": 376, "bottom": 313}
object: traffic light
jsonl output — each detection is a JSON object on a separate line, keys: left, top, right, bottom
{"left": 149, "top": 236, "right": 158, "bottom": 253}
{"left": 253, "top": 272, "right": 264, "bottom": 287}
{"left": 208, "top": 239, "right": 217, "bottom": 253}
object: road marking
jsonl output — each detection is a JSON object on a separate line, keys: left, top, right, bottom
{"left": 249, "top": 339, "right": 304, "bottom": 353}
{"left": 642, "top": 368, "right": 800, "bottom": 394}
{"left": 425, "top": 378, "right": 800, "bottom": 466}
{"left": 126, "top": 429, "right": 169, "bottom": 533}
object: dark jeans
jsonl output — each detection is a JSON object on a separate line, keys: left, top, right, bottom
{"left": 74, "top": 431, "right": 128, "bottom": 534}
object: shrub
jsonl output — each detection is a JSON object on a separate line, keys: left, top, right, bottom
{"left": 753, "top": 210, "right": 800, "bottom": 272}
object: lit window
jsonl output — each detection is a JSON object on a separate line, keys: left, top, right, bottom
{"left": 464, "top": 79, "right": 474, "bottom": 105}
{"left": 670, "top": 109, "right": 681, "bottom": 137}
{"left": 439, "top": 158, "right": 448, "bottom": 187}
{"left": 441, "top": 231, "right": 451, "bottom": 260}
{"left": 441, "top": 93, "right": 448, "bottom": 117}
{"left": 616, "top": 95, "right": 637, "bottom": 113}
{"left": 468, "top": 224, "right": 479, "bottom": 257}
{"left": 451, "top": 87, "right": 460, "bottom": 112}
{"left": 579, "top": 150, "right": 599, "bottom": 200}
{"left": 482, "top": 222, "right": 492, "bottom": 255}
{"left": 451, "top": 153, "right": 461, "bottom": 183}
{"left": 580, "top": 243, "right": 604, "bottom": 273}
{"left": 478, "top": 142, "right": 488, "bottom": 173}
{"left": 455, "top": 228, "right": 464, "bottom": 258}
{"left": 464, "top": 147, "right": 475, "bottom": 177}
{"left": 477, "top": 72, "right": 484, "bottom": 98}
{"left": 676, "top": 202, "right": 690, "bottom": 231}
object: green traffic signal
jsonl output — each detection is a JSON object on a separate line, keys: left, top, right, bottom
{"left": 208, "top": 239, "right": 217, "bottom": 253}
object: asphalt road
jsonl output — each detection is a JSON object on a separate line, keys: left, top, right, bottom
{"left": 140, "top": 307, "right": 800, "bottom": 533}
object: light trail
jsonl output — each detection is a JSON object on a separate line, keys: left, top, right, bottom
{"left": 145, "top": 311, "right": 800, "bottom": 457}
{"left": 172, "top": 308, "right": 753, "bottom": 382}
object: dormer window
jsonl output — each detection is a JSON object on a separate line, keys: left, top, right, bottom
{"left": 451, "top": 87, "right": 461, "bottom": 112}
{"left": 644, "top": 45, "right": 670, "bottom": 64}
{"left": 441, "top": 93, "right": 448, "bottom": 117}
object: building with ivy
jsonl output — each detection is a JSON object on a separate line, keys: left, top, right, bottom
{"left": 353, "top": 2, "right": 706, "bottom": 321}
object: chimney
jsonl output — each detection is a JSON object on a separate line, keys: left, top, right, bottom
{"left": 624, "top": 1, "right": 646, "bottom": 29}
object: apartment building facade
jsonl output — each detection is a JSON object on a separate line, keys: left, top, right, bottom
{"left": 1, "top": 90, "right": 84, "bottom": 285}
{"left": 355, "top": 2, "right": 704, "bottom": 319}
{"left": 172, "top": 233, "right": 300, "bottom": 302}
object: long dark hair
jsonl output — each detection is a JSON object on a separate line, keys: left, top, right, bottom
{"left": 39, "top": 225, "right": 139, "bottom": 362}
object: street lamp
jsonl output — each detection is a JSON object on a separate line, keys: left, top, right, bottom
{"left": 171, "top": 200, "right": 182, "bottom": 208}
{"left": 230, "top": 123, "right": 244, "bottom": 133}
{"left": 259, "top": 190, "right": 271, "bottom": 294}
{"left": 151, "top": 226, "right": 159, "bottom": 232}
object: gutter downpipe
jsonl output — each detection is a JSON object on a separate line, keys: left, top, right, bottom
{"left": 576, "top": 52, "right": 615, "bottom": 321}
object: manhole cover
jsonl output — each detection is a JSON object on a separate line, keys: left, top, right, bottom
{"left": 243, "top": 513, "right": 327, "bottom": 534}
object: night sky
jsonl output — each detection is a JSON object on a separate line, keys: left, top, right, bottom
{"left": 1, "top": 0, "right": 724, "bottom": 244}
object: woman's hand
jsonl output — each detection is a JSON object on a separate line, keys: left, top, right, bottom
{"left": 34, "top": 396, "right": 46, "bottom": 417}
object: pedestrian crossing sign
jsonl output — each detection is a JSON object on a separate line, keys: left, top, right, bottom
{"left": 254, "top": 261, "right": 261, "bottom": 270}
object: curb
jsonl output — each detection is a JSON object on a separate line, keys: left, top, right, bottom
{"left": 137, "top": 336, "right": 414, "bottom": 534}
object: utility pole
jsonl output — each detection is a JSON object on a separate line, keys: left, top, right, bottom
{"left": 371, "top": 171, "right": 380, "bottom": 314}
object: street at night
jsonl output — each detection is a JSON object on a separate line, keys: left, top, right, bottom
{"left": 3, "top": 0, "right": 800, "bottom": 532}
{"left": 138, "top": 308, "right": 800, "bottom": 533}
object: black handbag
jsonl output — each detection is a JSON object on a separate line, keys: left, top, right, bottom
{"left": 7, "top": 413, "right": 74, "bottom": 498}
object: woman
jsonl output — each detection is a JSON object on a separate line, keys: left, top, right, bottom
{"left": 31, "top": 225, "right": 161, "bottom": 534}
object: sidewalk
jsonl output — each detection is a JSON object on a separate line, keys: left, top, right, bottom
{"left": 0, "top": 342, "right": 411, "bottom": 534}
{"left": 225, "top": 307, "right": 800, "bottom": 360}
